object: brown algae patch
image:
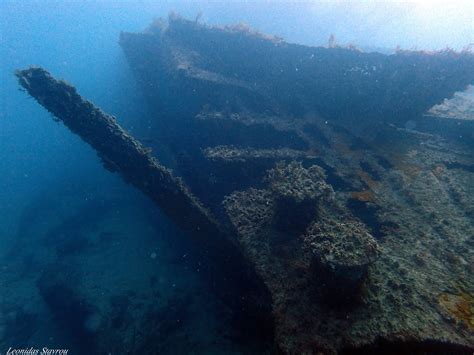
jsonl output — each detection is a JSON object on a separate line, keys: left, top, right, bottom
{"left": 438, "top": 292, "right": 474, "bottom": 330}
{"left": 350, "top": 190, "right": 376, "bottom": 203}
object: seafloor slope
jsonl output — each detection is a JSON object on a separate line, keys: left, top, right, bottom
{"left": 16, "top": 15, "right": 474, "bottom": 354}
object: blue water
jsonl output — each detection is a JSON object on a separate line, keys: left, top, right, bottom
{"left": 1, "top": 2, "right": 472, "bottom": 354}
{"left": 0, "top": 3, "right": 251, "bottom": 354}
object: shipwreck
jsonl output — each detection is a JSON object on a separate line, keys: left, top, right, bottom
{"left": 16, "top": 15, "right": 474, "bottom": 354}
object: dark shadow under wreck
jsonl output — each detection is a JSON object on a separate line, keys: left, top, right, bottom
{"left": 17, "top": 15, "right": 474, "bottom": 354}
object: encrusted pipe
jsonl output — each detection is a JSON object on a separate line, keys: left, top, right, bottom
{"left": 15, "top": 67, "right": 272, "bottom": 323}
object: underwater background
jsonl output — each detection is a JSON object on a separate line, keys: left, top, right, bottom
{"left": 1, "top": 1, "right": 473, "bottom": 354}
